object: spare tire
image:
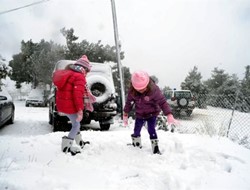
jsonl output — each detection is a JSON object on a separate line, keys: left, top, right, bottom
{"left": 177, "top": 98, "right": 188, "bottom": 108}
{"left": 87, "top": 75, "right": 113, "bottom": 103}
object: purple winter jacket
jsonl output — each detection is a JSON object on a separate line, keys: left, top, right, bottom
{"left": 123, "top": 81, "right": 172, "bottom": 119}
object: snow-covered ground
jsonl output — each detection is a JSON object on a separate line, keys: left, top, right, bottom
{"left": 0, "top": 101, "right": 250, "bottom": 190}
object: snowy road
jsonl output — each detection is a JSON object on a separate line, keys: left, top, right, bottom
{"left": 0, "top": 100, "right": 52, "bottom": 136}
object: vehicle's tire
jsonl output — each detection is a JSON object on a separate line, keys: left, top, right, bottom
{"left": 49, "top": 113, "right": 53, "bottom": 125}
{"left": 177, "top": 98, "right": 189, "bottom": 108}
{"left": 6, "top": 109, "right": 14, "bottom": 124}
{"left": 82, "top": 111, "right": 91, "bottom": 124}
{"left": 87, "top": 75, "right": 113, "bottom": 103}
{"left": 52, "top": 116, "right": 60, "bottom": 132}
{"left": 100, "top": 123, "right": 110, "bottom": 131}
{"left": 83, "top": 118, "right": 91, "bottom": 125}
{"left": 186, "top": 110, "right": 193, "bottom": 117}
{"left": 241, "top": 106, "right": 250, "bottom": 113}
{"left": 173, "top": 110, "right": 180, "bottom": 117}
{"left": 53, "top": 116, "right": 68, "bottom": 132}
{"left": 53, "top": 115, "right": 71, "bottom": 132}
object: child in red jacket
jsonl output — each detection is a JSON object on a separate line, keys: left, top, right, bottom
{"left": 53, "top": 55, "right": 91, "bottom": 156}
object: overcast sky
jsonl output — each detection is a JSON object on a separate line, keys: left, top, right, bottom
{"left": 0, "top": 0, "right": 250, "bottom": 88}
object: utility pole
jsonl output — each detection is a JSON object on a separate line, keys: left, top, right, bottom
{"left": 110, "top": 0, "right": 125, "bottom": 117}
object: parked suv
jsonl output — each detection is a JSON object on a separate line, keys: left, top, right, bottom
{"left": 48, "top": 60, "right": 117, "bottom": 131}
{"left": 165, "top": 89, "right": 195, "bottom": 117}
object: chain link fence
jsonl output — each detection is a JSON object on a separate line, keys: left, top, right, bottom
{"left": 9, "top": 89, "right": 250, "bottom": 149}
{"left": 160, "top": 94, "right": 250, "bottom": 149}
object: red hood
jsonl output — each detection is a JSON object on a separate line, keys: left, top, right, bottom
{"left": 52, "top": 70, "right": 72, "bottom": 89}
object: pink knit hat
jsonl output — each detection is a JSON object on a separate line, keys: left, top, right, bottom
{"left": 131, "top": 71, "right": 150, "bottom": 90}
{"left": 75, "top": 55, "right": 91, "bottom": 72}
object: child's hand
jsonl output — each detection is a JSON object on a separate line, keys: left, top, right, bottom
{"left": 123, "top": 113, "right": 128, "bottom": 127}
{"left": 166, "top": 114, "right": 179, "bottom": 125}
{"left": 76, "top": 110, "right": 83, "bottom": 122}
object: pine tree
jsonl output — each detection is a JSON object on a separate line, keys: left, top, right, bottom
{"left": 181, "top": 66, "right": 207, "bottom": 108}
{"left": 60, "top": 27, "right": 124, "bottom": 62}
{"left": 241, "top": 65, "right": 250, "bottom": 96}
{"left": 9, "top": 27, "right": 125, "bottom": 89}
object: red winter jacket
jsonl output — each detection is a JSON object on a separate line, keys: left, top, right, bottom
{"left": 53, "top": 69, "right": 86, "bottom": 114}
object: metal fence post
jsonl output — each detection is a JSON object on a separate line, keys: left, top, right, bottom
{"left": 227, "top": 91, "right": 239, "bottom": 137}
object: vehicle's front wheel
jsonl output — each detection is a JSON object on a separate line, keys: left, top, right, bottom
{"left": 186, "top": 110, "right": 193, "bottom": 117}
{"left": 52, "top": 116, "right": 60, "bottom": 132}
{"left": 52, "top": 116, "right": 69, "bottom": 132}
{"left": 100, "top": 123, "right": 110, "bottom": 131}
{"left": 49, "top": 112, "right": 53, "bottom": 125}
{"left": 173, "top": 110, "right": 180, "bottom": 117}
{"left": 52, "top": 117, "right": 65, "bottom": 132}
{"left": 6, "top": 109, "right": 15, "bottom": 124}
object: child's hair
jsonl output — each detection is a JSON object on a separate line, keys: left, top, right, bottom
{"left": 130, "top": 78, "right": 154, "bottom": 96}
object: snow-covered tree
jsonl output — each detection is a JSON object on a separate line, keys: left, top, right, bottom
{"left": 204, "top": 67, "right": 230, "bottom": 95}
{"left": 181, "top": 66, "right": 205, "bottom": 92}
{"left": 204, "top": 68, "right": 242, "bottom": 109}
{"left": 241, "top": 65, "right": 250, "bottom": 96}
{"left": 0, "top": 55, "right": 12, "bottom": 88}
{"left": 181, "top": 66, "right": 208, "bottom": 108}
{"left": 161, "top": 86, "right": 172, "bottom": 97}
{"left": 9, "top": 28, "right": 125, "bottom": 89}
{"left": 9, "top": 40, "right": 65, "bottom": 88}
{"left": 150, "top": 75, "right": 159, "bottom": 84}
{"left": 60, "top": 27, "right": 124, "bottom": 63}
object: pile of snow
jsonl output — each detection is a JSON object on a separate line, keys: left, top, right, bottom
{"left": 0, "top": 101, "right": 250, "bottom": 190}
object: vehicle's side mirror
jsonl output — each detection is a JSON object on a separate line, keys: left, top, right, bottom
{"left": 0, "top": 96, "right": 7, "bottom": 100}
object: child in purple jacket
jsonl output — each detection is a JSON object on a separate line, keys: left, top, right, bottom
{"left": 123, "top": 70, "right": 179, "bottom": 154}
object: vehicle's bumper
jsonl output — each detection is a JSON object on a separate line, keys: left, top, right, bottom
{"left": 172, "top": 106, "right": 195, "bottom": 111}
{"left": 26, "top": 101, "right": 44, "bottom": 106}
{"left": 53, "top": 110, "right": 117, "bottom": 122}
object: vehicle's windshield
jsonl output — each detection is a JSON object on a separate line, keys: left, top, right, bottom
{"left": 174, "top": 91, "right": 192, "bottom": 98}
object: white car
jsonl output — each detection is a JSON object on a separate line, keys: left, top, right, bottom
{"left": 25, "top": 88, "right": 47, "bottom": 107}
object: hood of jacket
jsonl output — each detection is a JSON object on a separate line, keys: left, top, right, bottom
{"left": 52, "top": 70, "right": 73, "bottom": 89}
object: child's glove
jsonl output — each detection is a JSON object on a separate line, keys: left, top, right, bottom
{"left": 167, "top": 114, "right": 179, "bottom": 125}
{"left": 76, "top": 110, "right": 83, "bottom": 122}
{"left": 123, "top": 113, "right": 128, "bottom": 127}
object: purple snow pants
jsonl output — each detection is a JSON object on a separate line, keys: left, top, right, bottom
{"left": 132, "top": 116, "right": 158, "bottom": 139}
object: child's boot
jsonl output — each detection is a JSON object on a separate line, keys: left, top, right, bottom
{"left": 75, "top": 132, "right": 90, "bottom": 149}
{"left": 61, "top": 136, "right": 81, "bottom": 156}
{"left": 151, "top": 139, "right": 161, "bottom": 154}
{"left": 131, "top": 135, "right": 142, "bottom": 148}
